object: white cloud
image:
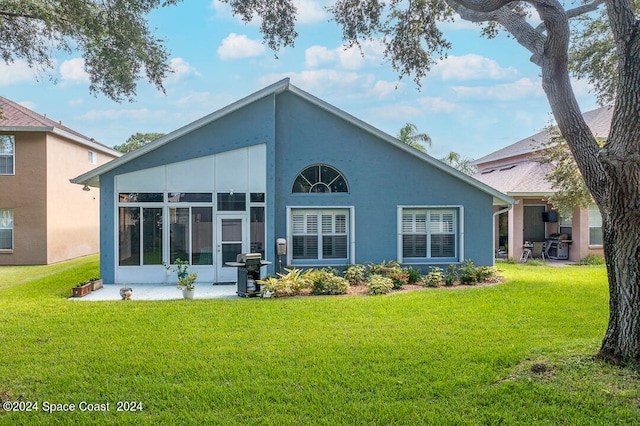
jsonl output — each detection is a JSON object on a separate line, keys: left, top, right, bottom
{"left": 211, "top": 0, "right": 327, "bottom": 24}
{"left": 435, "top": 54, "right": 519, "bottom": 81}
{"left": 210, "top": 0, "right": 231, "bottom": 17}
{"left": 18, "top": 101, "right": 37, "bottom": 111}
{"left": 260, "top": 69, "right": 365, "bottom": 94}
{"left": 77, "top": 108, "right": 167, "bottom": 122}
{"left": 452, "top": 77, "right": 544, "bottom": 100}
{"left": 295, "top": 0, "right": 328, "bottom": 24}
{"left": 0, "top": 60, "right": 38, "bottom": 86}
{"left": 370, "top": 80, "right": 402, "bottom": 99}
{"left": 168, "top": 58, "right": 201, "bottom": 82}
{"left": 217, "top": 33, "right": 266, "bottom": 60}
{"left": 259, "top": 70, "right": 402, "bottom": 104}
{"left": 60, "top": 58, "right": 90, "bottom": 83}
{"left": 69, "top": 98, "right": 84, "bottom": 106}
{"left": 305, "top": 46, "right": 336, "bottom": 68}
{"left": 305, "top": 40, "right": 385, "bottom": 70}
{"left": 368, "top": 104, "right": 423, "bottom": 121}
{"left": 417, "top": 97, "right": 459, "bottom": 113}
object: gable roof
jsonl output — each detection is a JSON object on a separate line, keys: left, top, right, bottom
{"left": 471, "top": 106, "right": 613, "bottom": 166}
{"left": 0, "top": 95, "right": 120, "bottom": 156}
{"left": 71, "top": 78, "right": 514, "bottom": 205}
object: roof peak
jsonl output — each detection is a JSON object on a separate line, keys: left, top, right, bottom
{"left": 472, "top": 106, "right": 613, "bottom": 166}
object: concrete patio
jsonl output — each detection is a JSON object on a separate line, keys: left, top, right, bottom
{"left": 71, "top": 283, "right": 239, "bottom": 301}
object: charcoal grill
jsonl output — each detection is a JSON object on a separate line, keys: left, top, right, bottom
{"left": 226, "top": 253, "right": 271, "bottom": 297}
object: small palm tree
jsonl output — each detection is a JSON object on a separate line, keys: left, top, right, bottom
{"left": 440, "top": 151, "right": 477, "bottom": 175}
{"left": 396, "top": 123, "right": 432, "bottom": 153}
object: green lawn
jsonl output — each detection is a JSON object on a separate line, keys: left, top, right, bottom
{"left": 1, "top": 257, "right": 638, "bottom": 425}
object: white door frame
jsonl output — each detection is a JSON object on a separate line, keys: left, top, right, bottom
{"left": 215, "top": 214, "right": 248, "bottom": 283}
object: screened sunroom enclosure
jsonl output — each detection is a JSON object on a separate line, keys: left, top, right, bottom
{"left": 113, "top": 145, "right": 266, "bottom": 284}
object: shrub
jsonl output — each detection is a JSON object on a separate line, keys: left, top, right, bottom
{"left": 257, "top": 268, "right": 311, "bottom": 297}
{"left": 577, "top": 254, "right": 605, "bottom": 265}
{"left": 366, "top": 274, "right": 394, "bottom": 295}
{"left": 444, "top": 264, "right": 458, "bottom": 287}
{"left": 404, "top": 267, "right": 422, "bottom": 284}
{"left": 503, "top": 257, "right": 518, "bottom": 264}
{"left": 421, "top": 267, "right": 443, "bottom": 287}
{"left": 476, "top": 266, "right": 498, "bottom": 282}
{"left": 367, "top": 260, "right": 401, "bottom": 276}
{"left": 458, "top": 259, "right": 478, "bottom": 285}
{"left": 388, "top": 271, "right": 409, "bottom": 289}
{"left": 307, "top": 268, "right": 349, "bottom": 295}
{"left": 526, "top": 259, "right": 546, "bottom": 267}
{"left": 343, "top": 264, "right": 366, "bottom": 285}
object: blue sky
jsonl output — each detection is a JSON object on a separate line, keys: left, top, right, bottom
{"left": 0, "top": 0, "right": 600, "bottom": 159}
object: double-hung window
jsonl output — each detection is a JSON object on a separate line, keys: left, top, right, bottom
{"left": 401, "top": 208, "right": 458, "bottom": 261}
{"left": 0, "top": 135, "right": 15, "bottom": 175}
{"left": 291, "top": 209, "right": 349, "bottom": 261}
{"left": 588, "top": 205, "right": 603, "bottom": 245}
{"left": 0, "top": 209, "right": 13, "bottom": 250}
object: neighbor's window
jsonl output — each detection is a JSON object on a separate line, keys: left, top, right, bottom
{"left": 291, "top": 209, "right": 348, "bottom": 260}
{"left": 0, "top": 209, "right": 13, "bottom": 250}
{"left": 88, "top": 150, "right": 97, "bottom": 164}
{"left": 559, "top": 212, "right": 572, "bottom": 239}
{"left": 292, "top": 164, "right": 348, "bottom": 193}
{"left": 402, "top": 209, "right": 457, "bottom": 260}
{"left": 588, "top": 205, "right": 603, "bottom": 245}
{"left": 0, "top": 135, "right": 15, "bottom": 175}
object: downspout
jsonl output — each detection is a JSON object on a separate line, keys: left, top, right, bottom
{"left": 492, "top": 204, "right": 514, "bottom": 265}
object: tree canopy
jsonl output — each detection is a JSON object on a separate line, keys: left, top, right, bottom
{"left": 113, "top": 132, "right": 165, "bottom": 154}
{"left": 0, "top": 0, "right": 181, "bottom": 102}
{"left": 535, "top": 126, "right": 596, "bottom": 215}
{"left": 396, "top": 123, "right": 432, "bottom": 153}
{"left": 440, "top": 151, "right": 476, "bottom": 175}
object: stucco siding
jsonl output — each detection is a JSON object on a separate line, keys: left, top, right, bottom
{"left": 46, "top": 134, "right": 115, "bottom": 263}
{"left": 96, "top": 86, "right": 502, "bottom": 283}
{"left": 274, "top": 92, "right": 495, "bottom": 267}
{"left": 0, "top": 132, "right": 47, "bottom": 265}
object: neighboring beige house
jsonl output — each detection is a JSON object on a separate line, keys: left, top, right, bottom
{"left": 472, "top": 107, "right": 611, "bottom": 262}
{"left": 0, "top": 96, "right": 120, "bottom": 265}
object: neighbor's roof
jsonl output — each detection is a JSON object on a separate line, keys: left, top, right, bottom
{"left": 471, "top": 106, "right": 613, "bottom": 166}
{"left": 472, "top": 160, "right": 555, "bottom": 196}
{"left": 71, "top": 78, "right": 515, "bottom": 206}
{"left": 0, "top": 95, "right": 120, "bottom": 157}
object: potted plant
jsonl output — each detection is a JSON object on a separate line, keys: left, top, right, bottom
{"left": 72, "top": 280, "right": 92, "bottom": 297}
{"left": 88, "top": 277, "right": 103, "bottom": 291}
{"left": 177, "top": 272, "right": 198, "bottom": 299}
{"left": 164, "top": 258, "right": 197, "bottom": 299}
{"left": 164, "top": 258, "right": 190, "bottom": 279}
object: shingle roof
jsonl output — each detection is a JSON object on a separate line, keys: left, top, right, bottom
{"left": 472, "top": 160, "right": 555, "bottom": 194}
{"left": 0, "top": 95, "right": 117, "bottom": 153}
{"left": 472, "top": 106, "right": 613, "bottom": 166}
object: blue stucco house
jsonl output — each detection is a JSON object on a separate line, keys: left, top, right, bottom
{"left": 73, "top": 79, "right": 514, "bottom": 284}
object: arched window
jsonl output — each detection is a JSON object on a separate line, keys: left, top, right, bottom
{"left": 292, "top": 164, "right": 349, "bottom": 193}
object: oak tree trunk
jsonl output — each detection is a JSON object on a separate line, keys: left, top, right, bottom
{"left": 535, "top": 0, "right": 640, "bottom": 364}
